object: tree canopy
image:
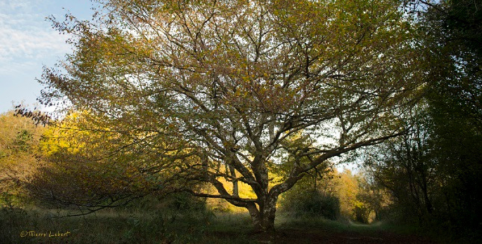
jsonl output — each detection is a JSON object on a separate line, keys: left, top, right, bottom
{"left": 37, "top": 0, "right": 424, "bottom": 231}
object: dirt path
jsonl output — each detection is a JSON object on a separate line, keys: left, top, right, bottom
{"left": 250, "top": 229, "right": 438, "bottom": 244}
{"left": 249, "top": 222, "right": 440, "bottom": 244}
{"left": 204, "top": 214, "right": 441, "bottom": 243}
{"left": 262, "top": 229, "right": 439, "bottom": 244}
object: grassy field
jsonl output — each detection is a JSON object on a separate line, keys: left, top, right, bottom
{"left": 0, "top": 206, "right": 456, "bottom": 244}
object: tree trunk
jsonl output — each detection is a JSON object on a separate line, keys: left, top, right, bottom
{"left": 247, "top": 195, "right": 278, "bottom": 232}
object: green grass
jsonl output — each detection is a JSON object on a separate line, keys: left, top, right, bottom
{"left": 0, "top": 207, "right": 453, "bottom": 244}
{"left": 0, "top": 207, "right": 258, "bottom": 244}
{"left": 277, "top": 214, "right": 380, "bottom": 233}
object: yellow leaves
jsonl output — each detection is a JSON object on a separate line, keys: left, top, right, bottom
{"left": 39, "top": 112, "right": 90, "bottom": 157}
{"left": 0, "top": 111, "right": 48, "bottom": 205}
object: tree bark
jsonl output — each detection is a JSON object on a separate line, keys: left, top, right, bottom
{"left": 247, "top": 195, "right": 278, "bottom": 232}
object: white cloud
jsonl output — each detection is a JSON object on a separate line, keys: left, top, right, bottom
{"left": 0, "top": 0, "right": 71, "bottom": 74}
{"left": 0, "top": 26, "right": 69, "bottom": 62}
{"left": 0, "top": 0, "right": 94, "bottom": 113}
{"left": 0, "top": 0, "right": 31, "bottom": 10}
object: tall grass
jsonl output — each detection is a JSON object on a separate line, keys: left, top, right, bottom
{"left": 0, "top": 206, "right": 260, "bottom": 244}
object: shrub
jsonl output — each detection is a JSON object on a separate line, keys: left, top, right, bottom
{"left": 281, "top": 189, "right": 340, "bottom": 220}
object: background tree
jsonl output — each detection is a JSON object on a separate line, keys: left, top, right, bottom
{"left": 37, "top": 0, "right": 424, "bottom": 232}
{"left": 366, "top": 101, "right": 482, "bottom": 238}
{"left": 359, "top": 0, "right": 482, "bottom": 233}
{"left": 353, "top": 172, "right": 391, "bottom": 223}
{"left": 365, "top": 107, "right": 437, "bottom": 224}
{"left": 364, "top": 0, "right": 482, "bottom": 232}
{"left": 410, "top": 0, "right": 481, "bottom": 235}
{"left": 0, "top": 111, "right": 45, "bottom": 207}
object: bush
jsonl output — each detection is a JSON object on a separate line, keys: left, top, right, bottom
{"left": 281, "top": 189, "right": 340, "bottom": 220}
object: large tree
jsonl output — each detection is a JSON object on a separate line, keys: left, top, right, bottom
{"left": 37, "top": 0, "right": 423, "bottom": 231}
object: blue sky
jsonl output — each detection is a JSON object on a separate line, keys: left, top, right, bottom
{"left": 0, "top": 0, "right": 96, "bottom": 114}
